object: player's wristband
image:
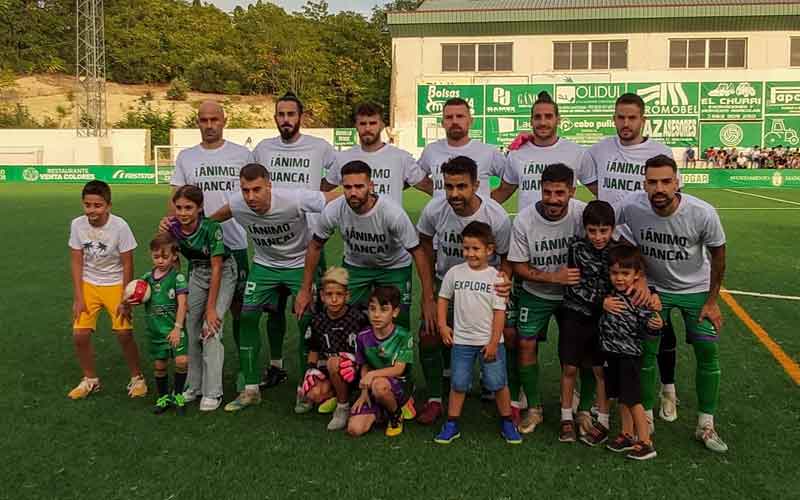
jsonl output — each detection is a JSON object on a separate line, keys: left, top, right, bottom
{"left": 174, "top": 322, "right": 183, "bottom": 328}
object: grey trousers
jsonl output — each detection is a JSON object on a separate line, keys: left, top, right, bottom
{"left": 186, "top": 258, "right": 237, "bottom": 399}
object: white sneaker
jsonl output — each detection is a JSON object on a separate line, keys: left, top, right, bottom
{"left": 199, "top": 396, "right": 222, "bottom": 412}
{"left": 327, "top": 404, "right": 350, "bottom": 431}
{"left": 519, "top": 406, "right": 543, "bottom": 434}
{"left": 575, "top": 411, "right": 593, "bottom": 437}
{"left": 659, "top": 392, "right": 678, "bottom": 422}
{"left": 695, "top": 425, "right": 728, "bottom": 453}
{"left": 182, "top": 388, "right": 201, "bottom": 403}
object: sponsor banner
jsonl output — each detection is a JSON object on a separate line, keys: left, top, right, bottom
{"left": 485, "top": 116, "right": 529, "bottom": 147}
{"left": 765, "top": 82, "right": 800, "bottom": 115}
{"left": 558, "top": 115, "right": 616, "bottom": 145}
{"left": 417, "top": 116, "right": 484, "bottom": 147}
{"left": 700, "top": 122, "right": 762, "bottom": 151}
{"left": 629, "top": 82, "right": 700, "bottom": 116}
{"left": 417, "top": 84, "right": 485, "bottom": 116}
{"left": 642, "top": 115, "right": 698, "bottom": 147}
{"left": 0, "top": 165, "right": 171, "bottom": 184}
{"left": 681, "top": 169, "right": 800, "bottom": 188}
{"left": 484, "top": 84, "right": 554, "bottom": 115}
{"left": 763, "top": 116, "right": 800, "bottom": 148}
{"left": 700, "top": 81, "right": 763, "bottom": 120}
{"left": 554, "top": 83, "right": 625, "bottom": 116}
{"left": 333, "top": 128, "right": 358, "bottom": 148}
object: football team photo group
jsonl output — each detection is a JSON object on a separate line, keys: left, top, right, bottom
{"left": 67, "top": 89, "right": 730, "bottom": 462}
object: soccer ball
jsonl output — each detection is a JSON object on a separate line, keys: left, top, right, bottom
{"left": 124, "top": 279, "right": 151, "bottom": 305}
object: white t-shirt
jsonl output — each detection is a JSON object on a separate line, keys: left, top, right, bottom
{"left": 316, "top": 196, "right": 419, "bottom": 269}
{"left": 617, "top": 192, "right": 726, "bottom": 294}
{"left": 582, "top": 136, "right": 674, "bottom": 205}
{"left": 325, "top": 144, "right": 427, "bottom": 206}
{"left": 229, "top": 188, "right": 326, "bottom": 269}
{"left": 419, "top": 139, "right": 508, "bottom": 199}
{"left": 417, "top": 195, "right": 511, "bottom": 281}
{"left": 68, "top": 214, "right": 138, "bottom": 286}
{"left": 252, "top": 134, "right": 336, "bottom": 191}
{"left": 508, "top": 199, "right": 587, "bottom": 300}
{"left": 504, "top": 138, "right": 593, "bottom": 211}
{"left": 439, "top": 263, "right": 506, "bottom": 346}
{"left": 171, "top": 140, "right": 251, "bottom": 250}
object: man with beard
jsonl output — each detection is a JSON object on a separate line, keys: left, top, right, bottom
{"left": 203, "top": 163, "right": 341, "bottom": 412}
{"left": 294, "top": 161, "right": 437, "bottom": 343}
{"left": 414, "top": 156, "right": 513, "bottom": 425}
{"left": 582, "top": 93, "right": 680, "bottom": 427}
{"left": 169, "top": 100, "right": 252, "bottom": 399}
{"left": 507, "top": 164, "right": 586, "bottom": 434}
{"left": 252, "top": 92, "right": 337, "bottom": 389}
{"left": 493, "top": 91, "right": 593, "bottom": 211}
{"left": 615, "top": 155, "right": 727, "bottom": 453}
{"left": 323, "top": 102, "right": 432, "bottom": 204}
{"left": 419, "top": 98, "right": 508, "bottom": 200}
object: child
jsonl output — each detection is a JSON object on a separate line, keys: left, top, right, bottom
{"left": 67, "top": 180, "right": 146, "bottom": 399}
{"left": 347, "top": 286, "right": 414, "bottom": 438}
{"left": 600, "top": 246, "right": 663, "bottom": 461}
{"left": 559, "top": 200, "right": 615, "bottom": 445}
{"left": 166, "top": 185, "right": 238, "bottom": 412}
{"left": 300, "top": 267, "right": 369, "bottom": 430}
{"left": 434, "top": 221, "right": 521, "bottom": 445}
{"left": 136, "top": 233, "right": 189, "bottom": 415}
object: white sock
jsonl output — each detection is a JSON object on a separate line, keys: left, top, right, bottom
{"left": 270, "top": 359, "right": 283, "bottom": 369}
{"left": 598, "top": 412, "right": 610, "bottom": 428}
{"left": 662, "top": 383, "right": 676, "bottom": 395}
{"left": 561, "top": 408, "right": 573, "bottom": 421}
{"left": 698, "top": 412, "right": 714, "bottom": 428}
{"left": 645, "top": 409, "right": 654, "bottom": 422}
{"left": 511, "top": 400, "right": 521, "bottom": 409}
{"left": 428, "top": 397, "right": 442, "bottom": 404}
{"left": 245, "top": 384, "right": 259, "bottom": 392}
{"left": 337, "top": 401, "right": 350, "bottom": 410}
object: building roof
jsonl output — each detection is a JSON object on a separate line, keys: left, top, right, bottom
{"left": 388, "top": 0, "right": 800, "bottom": 36}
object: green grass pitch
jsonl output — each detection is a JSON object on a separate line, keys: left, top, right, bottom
{"left": 0, "top": 184, "right": 797, "bottom": 500}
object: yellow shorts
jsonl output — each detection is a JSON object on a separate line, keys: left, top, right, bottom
{"left": 73, "top": 282, "right": 132, "bottom": 331}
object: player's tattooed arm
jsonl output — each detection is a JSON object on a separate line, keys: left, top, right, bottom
{"left": 410, "top": 245, "right": 437, "bottom": 335}
{"left": 70, "top": 249, "right": 87, "bottom": 322}
{"left": 511, "top": 261, "right": 579, "bottom": 285}
{"left": 495, "top": 256, "right": 512, "bottom": 298}
{"left": 491, "top": 180, "right": 517, "bottom": 205}
{"left": 413, "top": 177, "right": 434, "bottom": 196}
{"left": 295, "top": 237, "right": 325, "bottom": 318}
{"left": 699, "top": 244, "right": 726, "bottom": 332}
{"left": 208, "top": 204, "right": 232, "bottom": 223}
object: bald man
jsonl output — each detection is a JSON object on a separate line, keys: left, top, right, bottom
{"left": 168, "top": 100, "right": 253, "bottom": 403}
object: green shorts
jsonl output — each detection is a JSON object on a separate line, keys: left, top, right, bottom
{"left": 515, "top": 288, "right": 562, "bottom": 341}
{"left": 231, "top": 248, "right": 250, "bottom": 299}
{"left": 148, "top": 328, "right": 188, "bottom": 359}
{"left": 344, "top": 263, "right": 412, "bottom": 329}
{"left": 242, "top": 264, "right": 305, "bottom": 313}
{"left": 505, "top": 280, "right": 525, "bottom": 329}
{"left": 660, "top": 291, "right": 718, "bottom": 342}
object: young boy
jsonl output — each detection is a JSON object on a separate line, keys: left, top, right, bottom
{"left": 68, "top": 180, "right": 147, "bottom": 399}
{"left": 434, "top": 222, "right": 521, "bottom": 445}
{"left": 137, "top": 233, "right": 189, "bottom": 415}
{"left": 347, "top": 286, "right": 414, "bottom": 438}
{"left": 600, "top": 246, "right": 663, "bottom": 461}
{"left": 559, "top": 200, "right": 615, "bottom": 445}
{"left": 300, "top": 267, "right": 369, "bottom": 430}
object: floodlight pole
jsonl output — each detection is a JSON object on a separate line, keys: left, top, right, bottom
{"left": 75, "top": 0, "right": 107, "bottom": 137}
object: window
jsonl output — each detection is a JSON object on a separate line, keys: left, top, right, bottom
{"left": 441, "top": 43, "right": 512, "bottom": 72}
{"left": 553, "top": 40, "right": 627, "bottom": 70}
{"left": 793, "top": 38, "right": 800, "bottom": 67}
{"left": 670, "top": 38, "right": 747, "bottom": 68}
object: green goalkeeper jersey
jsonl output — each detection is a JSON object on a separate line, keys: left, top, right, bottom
{"left": 142, "top": 267, "right": 188, "bottom": 335}
{"left": 170, "top": 217, "right": 229, "bottom": 262}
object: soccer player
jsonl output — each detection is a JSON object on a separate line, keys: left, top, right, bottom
{"left": 300, "top": 266, "right": 369, "bottom": 430}
{"left": 67, "top": 180, "right": 146, "bottom": 400}
{"left": 347, "top": 286, "right": 415, "bottom": 438}
{"left": 434, "top": 222, "right": 521, "bottom": 445}
{"left": 252, "top": 91, "right": 338, "bottom": 388}
{"left": 582, "top": 92, "right": 680, "bottom": 423}
{"left": 507, "top": 164, "right": 586, "bottom": 434}
{"left": 418, "top": 97, "right": 508, "bottom": 200}
{"left": 294, "top": 160, "right": 437, "bottom": 336}
{"left": 135, "top": 233, "right": 189, "bottom": 415}
{"left": 492, "top": 91, "right": 593, "bottom": 210}
{"left": 205, "top": 163, "right": 340, "bottom": 412}
{"left": 166, "top": 186, "right": 238, "bottom": 412}
{"left": 600, "top": 245, "right": 663, "bottom": 461}
{"left": 615, "top": 154, "right": 728, "bottom": 453}
{"left": 169, "top": 100, "right": 251, "bottom": 391}
{"left": 415, "top": 155, "right": 512, "bottom": 425}
{"left": 323, "top": 102, "right": 432, "bottom": 203}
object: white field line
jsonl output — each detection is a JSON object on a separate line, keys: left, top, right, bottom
{"left": 723, "top": 289, "right": 800, "bottom": 301}
{"left": 723, "top": 189, "right": 800, "bottom": 206}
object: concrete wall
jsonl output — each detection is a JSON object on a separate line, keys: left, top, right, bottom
{"left": 391, "top": 30, "right": 800, "bottom": 153}
{"left": 0, "top": 129, "right": 151, "bottom": 165}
